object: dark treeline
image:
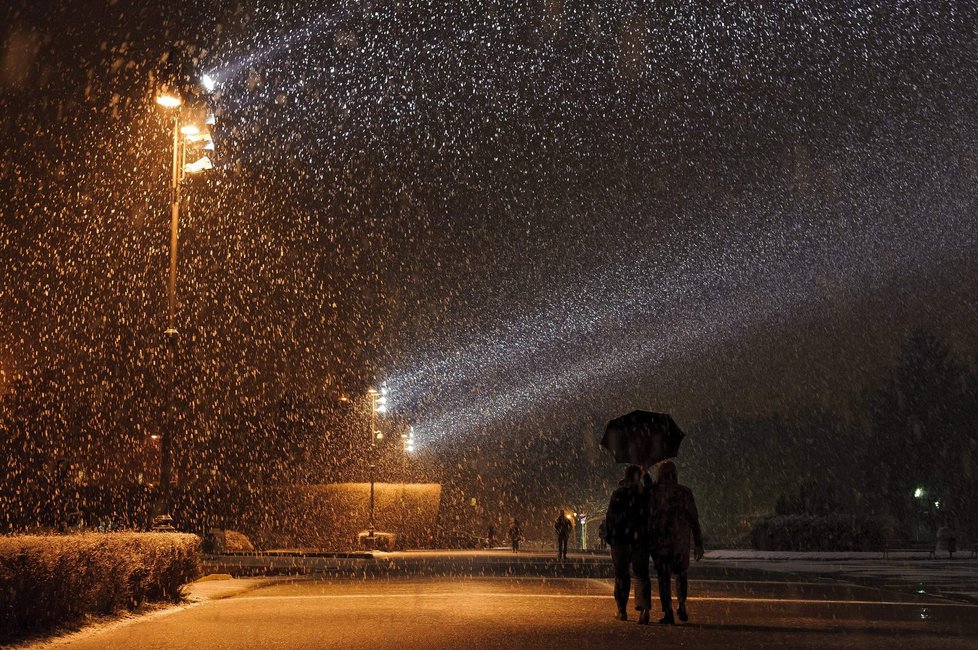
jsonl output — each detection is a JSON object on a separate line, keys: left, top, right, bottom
{"left": 684, "top": 328, "right": 978, "bottom": 543}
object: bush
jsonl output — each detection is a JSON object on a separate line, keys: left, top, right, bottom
{"left": 203, "top": 529, "right": 255, "bottom": 554}
{"left": 224, "top": 530, "right": 255, "bottom": 552}
{"left": 749, "top": 514, "right": 888, "bottom": 552}
{"left": 0, "top": 532, "right": 201, "bottom": 642}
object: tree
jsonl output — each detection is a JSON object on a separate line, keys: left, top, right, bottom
{"left": 864, "top": 329, "right": 971, "bottom": 537}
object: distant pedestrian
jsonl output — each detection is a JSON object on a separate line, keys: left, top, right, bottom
{"left": 649, "top": 460, "right": 704, "bottom": 624}
{"left": 487, "top": 523, "right": 497, "bottom": 548}
{"left": 604, "top": 465, "right": 652, "bottom": 624}
{"left": 597, "top": 520, "right": 608, "bottom": 550}
{"left": 937, "top": 516, "right": 958, "bottom": 559}
{"left": 508, "top": 519, "right": 523, "bottom": 553}
{"left": 554, "top": 510, "right": 573, "bottom": 560}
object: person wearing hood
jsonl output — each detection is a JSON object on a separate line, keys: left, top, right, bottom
{"left": 604, "top": 464, "right": 653, "bottom": 624}
{"left": 649, "top": 460, "right": 704, "bottom": 624}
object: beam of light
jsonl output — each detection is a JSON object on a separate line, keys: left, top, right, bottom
{"left": 387, "top": 199, "right": 977, "bottom": 441}
{"left": 212, "top": 0, "right": 373, "bottom": 86}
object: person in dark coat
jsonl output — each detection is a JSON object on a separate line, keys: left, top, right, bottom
{"left": 554, "top": 510, "right": 573, "bottom": 560}
{"left": 604, "top": 465, "right": 652, "bottom": 624}
{"left": 508, "top": 519, "right": 523, "bottom": 553}
{"left": 487, "top": 523, "right": 497, "bottom": 548}
{"left": 649, "top": 460, "right": 704, "bottom": 624}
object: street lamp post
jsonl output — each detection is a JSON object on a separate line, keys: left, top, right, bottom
{"left": 365, "top": 386, "right": 388, "bottom": 539}
{"left": 152, "top": 88, "right": 214, "bottom": 528}
{"left": 367, "top": 388, "right": 378, "bottom": 537}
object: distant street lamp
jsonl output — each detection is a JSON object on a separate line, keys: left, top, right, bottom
{"left": 152, "top": 81, "right": 215, "bottom": 529}
{"left": 403, "top": 425, "right": 416, "bottom": 454}
{"left": 365, "top": 386, "right": 387, "bottom": 537}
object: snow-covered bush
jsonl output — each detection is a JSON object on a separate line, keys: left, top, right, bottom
{"left": 0, "top": 532, "right": 201, "bottom": 642}
{"left": 224, "top": 530, "right": 255, "bottom": 552}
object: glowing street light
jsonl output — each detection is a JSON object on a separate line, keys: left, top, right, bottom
{"left": 404, "top": 425, "right": 416, "bottom": 453}
{"left": 152, "top": 80, "right": 216, "bottom": 529}
{"left": 375, "top": 384, "right": 389, "bottom": 414}
{"left": 914, "top": 487, "right": 925, "bottom": 499}
{"left": 183, "top": 156, "right": 214, "bottom": 175}
{"left": 201, "top": 73, "right": 217, "bottom": 93}
{"left": 155, "top": 93, "right": 182, "bottom": 108}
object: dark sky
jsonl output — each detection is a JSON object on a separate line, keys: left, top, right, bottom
{"left": 2, "top": 1, "right": 977, "bottom": 446}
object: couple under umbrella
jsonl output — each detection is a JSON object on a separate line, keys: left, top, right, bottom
{"left": 601, "top": 410, "right": 704, "bottom": 625}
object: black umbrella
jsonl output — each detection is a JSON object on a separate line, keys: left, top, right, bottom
{"left": 600, "top": 410, "right": 685, "bottom": 468}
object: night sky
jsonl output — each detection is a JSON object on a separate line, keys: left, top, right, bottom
{"left": 2, "top": 0, "right": 977, "bottom": 452}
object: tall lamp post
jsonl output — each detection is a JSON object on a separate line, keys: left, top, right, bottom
{"left": 152, "top": 87, "right": 215, "bottom": 529}
{"left": 365, "top": 386, "right": 388, "bottom": 538}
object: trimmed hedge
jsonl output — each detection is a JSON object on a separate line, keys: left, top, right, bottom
{"left": 0, "top": 532, "right": 201, "bottom": 642}
{"left": 749, "top": 514, "right": 888, "bottom": 552}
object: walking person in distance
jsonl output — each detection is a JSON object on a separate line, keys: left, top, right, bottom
{"left": 554, "top": 510, "right": 573, "bottom": 560}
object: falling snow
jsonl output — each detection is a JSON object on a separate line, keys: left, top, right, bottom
{"left": 1, "top": 2, "right": 977, "bottom": 547}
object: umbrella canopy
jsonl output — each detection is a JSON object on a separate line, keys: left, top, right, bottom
{"left": 601, "top": 410, "right": 685, "bottom": 467}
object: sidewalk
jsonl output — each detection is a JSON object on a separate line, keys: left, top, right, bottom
{"left": 201, "top": 547, "right": 978, "bottom": 604}
{"left": 705, "top": 549, "right": 950, "bottom": 561}
{"left": 185, "top": 574, "right": 293, "bottom": 602}
{"left": 708, "top": 551, "right": 978, "bottom": 604}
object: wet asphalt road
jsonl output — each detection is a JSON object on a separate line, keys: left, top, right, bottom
{"left": 36, "top": 572, "right": 978, "bottom": 650}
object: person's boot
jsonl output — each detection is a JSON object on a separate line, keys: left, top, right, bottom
{"left": 677, "top": 602, "right": 688, "bottom": 622}
{"left": 658, "top": 610, "right": 675, "bottom": 625}
{"left": 616, "top": 607, "right": 628, "bottom": 621}
{"left": 638, "top": 609, "right": 650, "bottom": 625}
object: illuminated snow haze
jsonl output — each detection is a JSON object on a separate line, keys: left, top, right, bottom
{"left": 2, "top": 1, "right": 976, "bottom": 450}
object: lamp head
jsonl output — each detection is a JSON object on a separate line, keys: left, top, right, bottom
{"left": 155, "top": 93, "right": 182, "bottom": 108}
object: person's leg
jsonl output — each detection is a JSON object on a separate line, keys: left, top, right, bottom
{"left": 631, "top": 544, "right": 651, "bottom": 624}
{"left": 677, "top": 568, "right": 689, "bottom": 622}
{"left": 655, "top": 556, "right": 675, "bottom": 624}
{"left": 561, "top": 536, "right": 568, "bottom": 559}
{"left": 611, "top": 545, "right": 630, "bottom": 619}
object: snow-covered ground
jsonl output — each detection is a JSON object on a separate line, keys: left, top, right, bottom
{"left": 705, "top": 551, "right": 978, "bottom": 604}
{"left": 21, "top": 576, "right": 287, "bottom": 649}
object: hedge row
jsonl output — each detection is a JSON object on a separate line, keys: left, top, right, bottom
{"left": 749, "top": 514, "right": 888, "bottom": 551}
{"left": 0, "top": 532, "right": 201, "bottom": 642}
